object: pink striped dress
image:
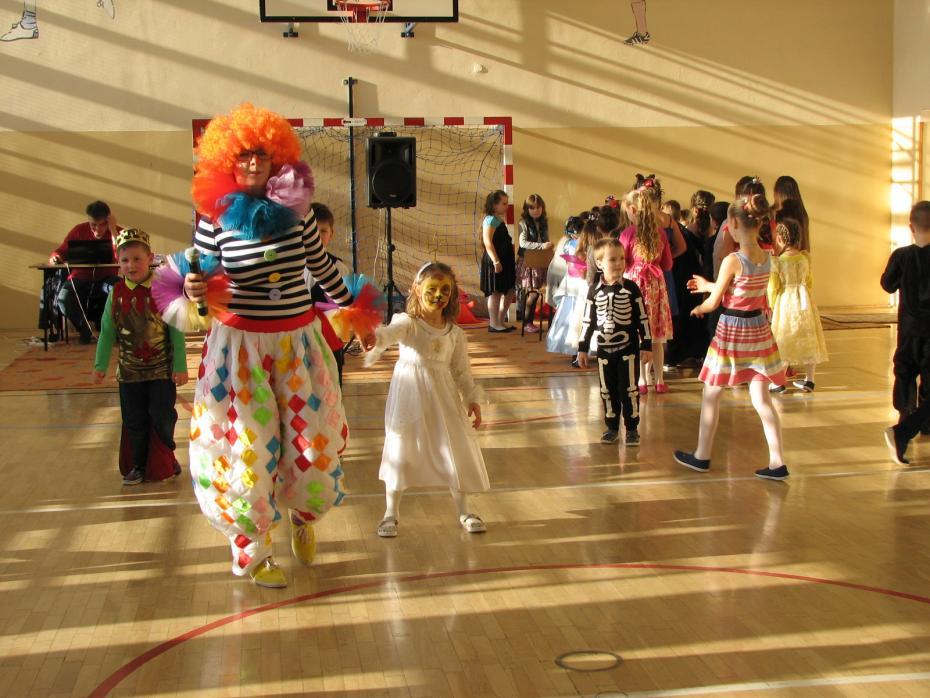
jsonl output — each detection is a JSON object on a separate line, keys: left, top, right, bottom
{"left": 699, "top": 252, "right": 786, "bottom": 386}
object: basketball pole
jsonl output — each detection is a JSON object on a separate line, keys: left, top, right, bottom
{"left": 344, "top": 76, "right": 359, "bottom": 274}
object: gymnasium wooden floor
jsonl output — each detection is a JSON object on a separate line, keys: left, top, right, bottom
{"left": 0, "top": 325, "right": 928, "bottom": 697}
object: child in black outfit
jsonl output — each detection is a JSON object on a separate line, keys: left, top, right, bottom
{"left": 577, "top": 238, "right": 652, "bottom": 446}
{"left": 883, "top": 201, "right": 930, "bottom": 464}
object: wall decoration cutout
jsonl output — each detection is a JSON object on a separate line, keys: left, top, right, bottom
{"left": 624, "top": 0, "right": 649, "bottom": 46}
{"left": 1, "top": 0, "right": 115, "bottom": 43}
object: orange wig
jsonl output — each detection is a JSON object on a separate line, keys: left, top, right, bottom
{"left": 192, "top": 103, "right": 303, "bottom": 217}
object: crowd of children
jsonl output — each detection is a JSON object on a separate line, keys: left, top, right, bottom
{"left": 78, "top": 103, "right": 924, "bottom": 587}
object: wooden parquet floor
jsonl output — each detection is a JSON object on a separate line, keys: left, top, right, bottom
{"left": 0, "top": 326, "right": 928, "bottom": 697}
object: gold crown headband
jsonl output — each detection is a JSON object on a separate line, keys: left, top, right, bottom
{"left": 115, "top": 228, "right": 150, "bottom": 249}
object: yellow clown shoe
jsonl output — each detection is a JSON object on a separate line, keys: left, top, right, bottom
{"left": 290, "top": 513, "right": 317, "bottom": 566}
{"left": 250, "top": 557, "right": 287, "bottom": 588}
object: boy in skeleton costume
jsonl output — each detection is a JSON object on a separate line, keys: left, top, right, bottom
{"left": 577, "top": 238, "right": 652, "bottom": 446}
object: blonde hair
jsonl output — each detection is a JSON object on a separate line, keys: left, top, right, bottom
{"left": 406, "top": 262, "right": 460, "bottom": 322}
{"left": 626, "top": 187, "right": 662, "bottom": 262}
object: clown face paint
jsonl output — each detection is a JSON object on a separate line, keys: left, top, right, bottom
{"left": 419, "top": 273, "right": 453, "bottom": 314}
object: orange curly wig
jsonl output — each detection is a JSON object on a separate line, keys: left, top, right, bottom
{"left": 192, "top": 103, "right": 303, "bottom": 217}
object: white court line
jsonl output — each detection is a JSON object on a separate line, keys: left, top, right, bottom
{"left": 3, "top": 465, "right": 927, "bottom": 515}
{"left": 590, "top": 670, "right": 930, "bottom": 697}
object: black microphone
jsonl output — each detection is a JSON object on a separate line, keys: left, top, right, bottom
{"left": 184, "top": 247, "right": 209, "bottom": 316}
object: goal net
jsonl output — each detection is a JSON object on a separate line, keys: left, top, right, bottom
{"left": 294, "top": 118, "right": 510, "bottom": 302}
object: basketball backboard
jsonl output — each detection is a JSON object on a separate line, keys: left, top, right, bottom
{"left": 259, "top": 0, "right": 458, "bottom": 23}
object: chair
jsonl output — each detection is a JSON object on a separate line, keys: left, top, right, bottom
{"left": 519, "top": 248, "right": 554, "bottom": 340}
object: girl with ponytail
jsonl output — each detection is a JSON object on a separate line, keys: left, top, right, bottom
{"left": 620, "top": 183, "right": 673, "bottom": 392}
{"left": 675, "top": 193, "right": 790, "bottom": 481}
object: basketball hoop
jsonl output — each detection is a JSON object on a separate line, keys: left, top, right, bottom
{"left": 336, "top": 1, "right": 389, "bottom": 53}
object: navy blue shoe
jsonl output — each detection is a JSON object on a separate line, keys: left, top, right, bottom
{"left": 754, "top": 465, "right": 790, "bottom": 481}
{"left": 674, "top": 450, "right": 710, "bottom": 472}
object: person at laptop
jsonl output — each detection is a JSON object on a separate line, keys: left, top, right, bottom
{"left": 48, "top": 200, "right": 120, "bottom": 343}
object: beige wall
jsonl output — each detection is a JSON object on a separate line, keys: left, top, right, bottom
{"left": 0, "top": 0, "right": 892, "bottom": 327}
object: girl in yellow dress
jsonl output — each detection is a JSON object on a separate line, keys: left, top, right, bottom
{"left": 768, "top": 218, "right": 828, "bottom": 393}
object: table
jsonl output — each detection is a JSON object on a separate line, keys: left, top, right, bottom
{"left": 30, "top": 263, "right": 119, "bottom": 351}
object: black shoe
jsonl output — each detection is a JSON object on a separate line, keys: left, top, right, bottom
{"left": 624, "top": 31, "right": 651, "bottom": 46}
{"left": 488, "top": 326, "right": 509, "bottom": 333}
{"left": 793, "top": 380, "right": 815, "bottom": 393}
{"left": 884, "top": 426, "right": 910, "bottom": 465}
{"left": 570, "top": 358, "right": 580, "bottom": 368}
{"left": 769, "top": 383, "right": 787, "bottom": 394}
{"left": 920, "top": 423, "right": 930, "bottom": 437}
{"left": 503, "top": 325, "right": 517, "bottom": 332}
{"left": 600, "top": 429, "right": 619, "bottom": 444}
{"left": 755, "top": 465, "right": 790, "bottom": 481}
{"left": 674, "top": 450, "right": 710, "bottom": 472}
{"left": 172, "top": 462, "right": 182, "bottom": 478}
{"left": 47, "top": 329, "right": 60, "bottom": 343}
{"left": 625, "top": 429, "right": 640, "bottom": 446}
{"left": 122, "top": 467, "right": 144, "bottom": 486}
{"left": 79, "top": 328, "right": 93, "bottom": 345}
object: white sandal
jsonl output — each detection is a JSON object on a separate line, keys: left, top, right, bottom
{"left": 459, "top": 513, "right": 486, "bottom": 533}
{"left": 377, "top": 517, "right": 398, "bottom": 538}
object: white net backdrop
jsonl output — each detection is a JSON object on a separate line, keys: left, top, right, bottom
{"left": 295, "top": 123, "right": 505, "bottom": 301}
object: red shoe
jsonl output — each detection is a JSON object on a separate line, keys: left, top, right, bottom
{"left": 655, "top": 383, "right": 669, "bottom": 394}
{"left": 638, "top": 385, "right": 648, "bottom": 395}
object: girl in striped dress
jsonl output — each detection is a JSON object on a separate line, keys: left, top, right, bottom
{"left": 674, "top": 194, "right": 790, "bottom": 481}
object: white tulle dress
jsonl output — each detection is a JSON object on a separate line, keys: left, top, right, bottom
{"left": 365, "top": 313, "right": 490, "bottom": 493}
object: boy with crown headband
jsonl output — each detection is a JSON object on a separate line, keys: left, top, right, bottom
{"left": 94, "top": 228, "right": 189, "bottom": 486}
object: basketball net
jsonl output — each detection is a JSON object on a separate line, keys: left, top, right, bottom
{"left": 336, "top": 1, "right": 389, "bottom": 53}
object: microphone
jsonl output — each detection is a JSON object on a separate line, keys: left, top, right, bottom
{"left": 184, "top": 247, "right": 209, "bottom": 317}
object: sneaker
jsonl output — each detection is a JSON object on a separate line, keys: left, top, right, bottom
{"left": 674, "top": 450, "right": 710, "bottom": 472}
{"left": 0, "top": 21, "right": 38, "bottom": 42}
{"left": 754, "top": 465, "right": 790, "bottom": 481}
{"left": 600, "top": 429, "right": 619, "bottom": 444}
{"left": 524, "top": 323, "right": 540, "bottom": 334}
{"left": 290, "top": 514, "right": 317, "bottom": 565}
{"left": 377, "top": 517, "right": 398, "bottom": 538}
{"left": 769, "top": 383, "right": 787, "bottom": 394}
{"left": 250, "top": 557, "right": 287, "bottom": 588}
{"left": 625, "top": 429, "right": 640, "bottom": 446}
{"left": 623, "top": 31, "right": 650, "bottom": 46}
{"left": 122, "top": 467, "right": 144, "bottom": 486}
{"left": 884, "top": 426, "right": 910, "bottom": 465}
{"left": 793, "top": 380, "right": 815, "bottom": 393}
{"left": 459, "top": 513, "right": 487, "bottom": 533}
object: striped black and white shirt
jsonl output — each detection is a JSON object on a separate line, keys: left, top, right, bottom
{"left": 194, "top": 208, "right": 352, "bottom": 321}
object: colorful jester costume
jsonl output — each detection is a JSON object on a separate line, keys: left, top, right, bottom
{"left": 160, "top": 104, "right": 358, "bottom": 579}
{"left": 95, "top": 228, "right": 187, "bottom": 483}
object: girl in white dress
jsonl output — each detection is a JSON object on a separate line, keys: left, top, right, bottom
{"left": 365, "top": 262, "right": 489, "bottom": 537}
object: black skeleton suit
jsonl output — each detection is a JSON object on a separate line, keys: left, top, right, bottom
{"left": 578, "top": 278, "right": 653, "bottom": 432}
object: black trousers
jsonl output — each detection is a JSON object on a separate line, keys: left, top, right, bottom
{"left": 119, "top": 379, "right": 178, "bottom": 469}
{"left": 597, "top": 349, "right": 640, "bottom": 432}
{"left": 893, "top": 336, "right": 930, "bottom": 423}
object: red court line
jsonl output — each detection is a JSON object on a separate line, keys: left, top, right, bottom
{"left": 88, "top": 562, "right": 930, "bottom": 697}
{"left": 348, "top": 409, "right": 586, "bottom": 431}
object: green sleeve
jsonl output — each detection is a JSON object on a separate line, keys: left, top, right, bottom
{"left": 93, "top": 292, "right": 116, "bottom": 373}
{"left": 169, "top": 325, "right": 187, "bottom": 374}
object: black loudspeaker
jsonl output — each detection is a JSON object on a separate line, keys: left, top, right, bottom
{"left": 366, "top": 133, "right": 416, "bottom": 208}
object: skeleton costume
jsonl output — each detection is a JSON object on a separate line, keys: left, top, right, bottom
{"left": 578, "top": 279, "right": 652, "bottom": 432}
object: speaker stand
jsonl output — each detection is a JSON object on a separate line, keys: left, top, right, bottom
{"left": 384, "top": 207, "right": 398, "bottom": 324}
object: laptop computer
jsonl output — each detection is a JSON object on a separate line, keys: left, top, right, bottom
{"left": 67, "top": 239, "right": 116, "bottom": 264}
